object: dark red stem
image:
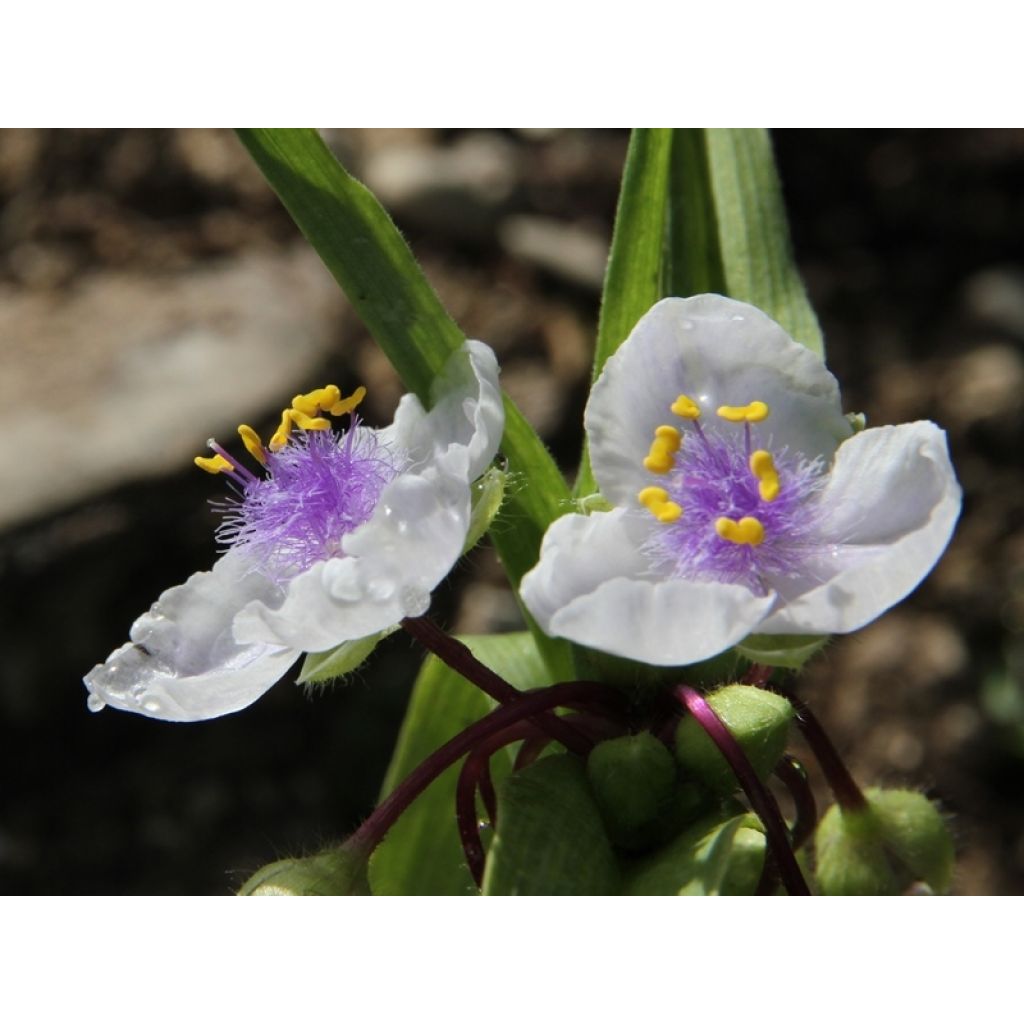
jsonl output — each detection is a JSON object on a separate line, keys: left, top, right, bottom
{"left": 766, "top": 682, "right": 868, "bottom": 812}
{"left": 675, "top": 685, "right": 811, "bottom": 896}
{"left": 346, "top": 681, "right": 625, "bottom": 859}
{"left": 402, "top": 616, "right": 592, "bottom": 756}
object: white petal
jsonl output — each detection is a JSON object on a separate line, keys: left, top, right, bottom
{"left": 83, "top": 549, "right": 299, "bottom": 722}
{"left": 392, "top": 339, "right": 504, "bottom": 480}
{"left": 234, "top": 463, "right": 471, "bottom": 651}
{"left": 521, "top": 509, "right": 775, "bottom": 666}
{"left": 759, "top": 422, "right": 961, "bottom": 634}
{"left": 587, "top": 295, "right": 851, "bottom": 506}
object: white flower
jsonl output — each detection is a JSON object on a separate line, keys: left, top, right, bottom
{"left": 84, "top": 340, "right": 504, "bottom": 721}
{"left": 521, "top": 295, "right": 960, "bottom": 666}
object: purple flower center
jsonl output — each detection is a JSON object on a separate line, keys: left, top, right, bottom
{"left": 644, "top": 421, "right": 826, "bottom": 594}
{"left": 215, "top": 423, "right": 403, "bottom": 583}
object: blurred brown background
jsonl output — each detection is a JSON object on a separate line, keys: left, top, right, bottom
{"left": 0, "top": 129, "right": 1021, "bottom": 895}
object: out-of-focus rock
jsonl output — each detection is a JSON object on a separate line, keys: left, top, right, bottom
{"left": 939, "top": 343, "right": 1024, "bottom": 427}
{"left": 0, "top": 246, "right": 343, "bottom": 530}
{"left": 963, "top": 267, "right": 1024, "bottom": 337}
{"left": 500, "top": 215, "right": 608, "bottom": 291}
{"left": 361, "top": 132, "right": 520, "bottom": 240}
{"left": 500, "top": 358, "right": 565, "bottom": 439}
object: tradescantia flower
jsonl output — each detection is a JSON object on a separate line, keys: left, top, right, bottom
{"left": 521, "top": 295, "right": 961, "bottom": 666}
{"left": 84, "top": 341, "right": 504, "bottom": 721}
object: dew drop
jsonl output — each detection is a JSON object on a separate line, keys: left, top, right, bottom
{"left": 400, "top": 584, "right": 429, "bottom": 617}
{"left": 680, "top": 319, "right": 694, "bottom": 331}
{"left": 86, "top": 694, "right": 106, "bottom": 713}
{"left": 142, "top": 697, "right": 163, "bottom": 714}
{"left": 367, "top": 577, "right": 396, "bottom": 601}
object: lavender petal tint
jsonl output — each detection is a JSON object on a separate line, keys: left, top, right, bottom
{"left": 216, "top": 422, "right": 403, "bottom": 582}
{"left": 646, "top": 425, "right": 827, "bottom": 594}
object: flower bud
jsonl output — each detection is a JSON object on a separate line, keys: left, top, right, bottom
{"left": 674, "top": 684, "right": 794, "bottom": 795}
{"left": 238, "top": 846, "right": 369, "bottom": 896}
{"left": 587, "top": 733, "right": 680, "bottom": 849}
{"left": 814, "top": 788, "right": 954, "bottom": 896}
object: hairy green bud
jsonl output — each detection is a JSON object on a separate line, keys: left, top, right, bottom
{"left": 814, "top": 788, "right": 954, "bottom": 896}
{"left": 675, "top": 684, "right": 794, "bottom": 794}
{"left": 238, "top": 846, "right": 370, "bottom": 896}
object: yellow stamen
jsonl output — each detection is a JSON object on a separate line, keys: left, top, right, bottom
{"left": 289, "top": 409, "right": 332, "bottom": 431}
{"left": 749, "top": 449, "right": 780, "bottom": 502}
{"left": 194, "top": 454, "right": 234, "bottom": 475}
{"left": 638, "top": 486, "right": 682, "bottom": 524}
{"left": 717, "top": 400, "right": 769, "bottom": 423}
{"left": 237, "top": 424, "right": 267, "bottom": 466}
{"left": 269, "top": 409, "right": 294, "bottom": 451}
{"left": 642, "top": 425, "right": 681, "bottom": 474}
{"left": 329, "top": 385, "right": 367, "bottom": 417}
{"left": 715, "top": 516, "right": 765, "bottom": 546}
{"left": 671, "top": 394, "right": 701, "bottom": 419}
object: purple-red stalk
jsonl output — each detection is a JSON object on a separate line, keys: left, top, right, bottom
{"left": 675, "top": 685, "right": 811, "bottom": 896}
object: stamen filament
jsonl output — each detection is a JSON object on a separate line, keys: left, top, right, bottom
{"left": 207, "top": 440, "right": 259, "bottom": 485}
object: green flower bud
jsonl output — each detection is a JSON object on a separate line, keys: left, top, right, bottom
{"left": 814, "top": 788, "right": 954, "bottom": 896}
{"left": 674, "top": 684, "right": 794, "bottom": 795}
{"left": 587, "top": 733, "right": 679, "bottom": 849}
{"left": 719, "top": 825, "right": 768, "bottom": 896}
{"left": 238, "top": 846, "right": 370, "bottom": 896}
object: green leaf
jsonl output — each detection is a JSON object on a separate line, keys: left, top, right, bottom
{"left": 482, "top": 753, "right": 620, "bottom": 895}
{"left": 236, "top": 128, "right": 460, "bottom": 403}
{"left": 368, "top": 632, "right": 554, "bottom": 895}
{"left": 237, "top": 129, "right": 572, "bottom": 673}
{"left": 575, "top": 129, "right": 673, "bottom": 499}
{"left": 668, "top": 129, "right": 824, "bottom": 356}
{"left": 736, "top": 632, "right": 829, "bottom": 670}
{"left": 297, "top": 627, "right": 396, "bottom": 685}
{"left": 623, "top": 811, "right": 754, "bottom": 895}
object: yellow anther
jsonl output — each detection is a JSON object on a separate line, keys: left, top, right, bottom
{"left": 717, "top": 400, "right": 770, "bottom": 423}
{"left": 237, "top": 424, "right": 267, "bottom": 466}
{"left": 643, "top": 424, "right": 682, "bottom": 474}
{"left": 269, "top": 409, "right": 294, "bottom": 451}
{"left": 654, "top": 425, "right": 681, "bottom": 452}
{"left": 749, "top": 449, "right": 780, "bottom": 502}
{"left": 715, "top": 515, "right": 765, "bottom": 546}
{"left": 671, "top": 394, "right": 701, "bottom": 419}
{"left": 638, "top": 486, "right": 683, "bottom": 524}
{"left": 194, "top": 454, "right": 234, "bottom": 475}
{"left": 329, "top": 385, "right": 367, "bottom": 417}
{"left": 289, "top": 409, "right": 332, "bottom": 431}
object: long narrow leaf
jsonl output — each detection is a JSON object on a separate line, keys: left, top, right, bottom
{"left": 574, "top": 129, "right": 673, "bottom": 498}
{"left": 671, "top": 129, "right": 824, "bottom": 355}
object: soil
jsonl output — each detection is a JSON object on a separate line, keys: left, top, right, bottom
{"left": 1, "top": 128, "right": 1021, "bottom": 895}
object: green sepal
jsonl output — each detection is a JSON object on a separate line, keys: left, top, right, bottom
{"left": 675, "top": 684, "right": 794, "bottom": 795}
{"left": 623, "top": 808, "right": 762, "bottom": 895}
{"left": 482, "top": 753, "right": 621, "bottom": 895}
{"left": 814, "top": 788, "right": 955, "bottom": 896}
{"left": 297, "top": 627, "right": 396, "bottom": 685}
{"left": 463, "top": 465, "right": 506, "bottom": 554}
{"left": 238, "top": 845, "right": 370, "bottom": 896}
{"left": 586, "top": 733, "right": 679, "bottom": 850}
{"left": 736, "top": 633, "right": 828, "bottom": 670}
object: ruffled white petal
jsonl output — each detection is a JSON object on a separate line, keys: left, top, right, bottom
{"left": 521, "top": 508, "right": 775, "bottom": 666}
{"left": 233, "top": 462, "right": 472, "bottom": 651}
{"left": 758, "top": 422, "right": 961, "bottom": 634}
{"left": 587, "top": 295, "right": 852, "bottom": 506}
{"left": 391, "top": 339, "right": 504, "bottom": 480}
{"left": 83, "top": 549, "right": 300, "bottom": 722}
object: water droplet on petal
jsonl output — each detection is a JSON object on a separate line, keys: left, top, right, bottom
{"left": 400, "top": 584, "right": 429, "bottom": 617}
{"left": 142, "top": 697, "right": 162, "bottom": 714}
{"left": 680, "top": 319, "right": 694, "bottom": 330}
{"left": 87, "top": 694, "right": 106, "bottom": 713}
{"left": 367, "top": 577, "right": 396, "bottom": 601}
